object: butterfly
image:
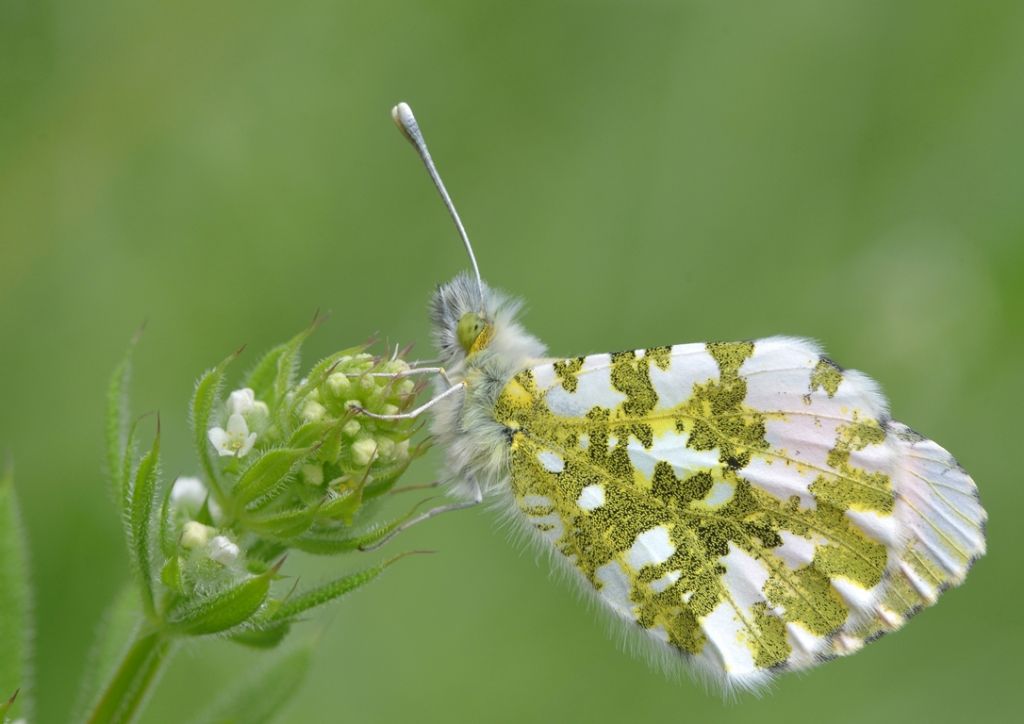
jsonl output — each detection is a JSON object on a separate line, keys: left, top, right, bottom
{"left": 359, "top": 102, "right": 987, "bottom": 692}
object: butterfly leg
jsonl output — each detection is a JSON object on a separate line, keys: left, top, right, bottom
{"left": 354, "top": 380, "right": 466, "bottom": 420}
{"left": 369, "top": 366, "right": 456, "bottom": 389}
{"left": 359, "top": 476, "right": 483, "bottom": 551}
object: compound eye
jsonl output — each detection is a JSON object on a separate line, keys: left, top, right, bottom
{"left": 456, "top": 312, "right": 489, "bottom": 353}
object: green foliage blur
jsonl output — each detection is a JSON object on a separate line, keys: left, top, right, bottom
{"left": 2, "top": 1, "right": 1022, "bottom": 722}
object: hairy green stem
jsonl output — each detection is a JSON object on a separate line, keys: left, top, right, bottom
{"left": 86, "top": 629, "right": 175, "bottom": 724}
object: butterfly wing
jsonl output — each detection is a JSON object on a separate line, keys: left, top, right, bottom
{"left": 494, "top": 336, "right": 985, "bottom": 690}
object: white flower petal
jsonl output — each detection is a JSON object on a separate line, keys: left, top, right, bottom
{"left": 238, "top": 432, "right": 257, "bottom": 458}
{"left": 226, "top": 412, "right": 250, "bottom": 436}
{"left": 207, "top": 427, "right": 234, "bottom": 457}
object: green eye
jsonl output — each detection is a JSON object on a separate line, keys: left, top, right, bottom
{"left": 456, "top": 312, "right": 489, "bottom": 353}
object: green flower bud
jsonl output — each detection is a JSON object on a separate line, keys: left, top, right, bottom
{"left": 327, "top": 371, "right": 352, "bottom": 397}
{"left": 301, "top": 463, "right": 324, "bottom": 486}
{"left": 181, "top": 521, "right": 214, "bottom": 549}
{"left": 351, "top": 436, "right": 377, "bottom": 467}
{"left": 301, "top": 400, "right": 327, "bottom": 423}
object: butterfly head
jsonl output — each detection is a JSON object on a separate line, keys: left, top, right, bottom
{"left": 430, "top": 272, "right": 545, "bottom": 370}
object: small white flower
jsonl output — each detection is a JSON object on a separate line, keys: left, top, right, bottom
{"left": 342, "top": 419, "right": 360, "bottom": 437}
{"left": 207, "top": 413, "right": 257, "bottom": 457}
{"left": 351, "top": 436, "right": 377, "bottom": 467}
{"left": 227, "top": 387, "right": 269, "bottom": 419}
{"left": 181, "top": 521, "right": 214, "bottom": 549}
{"left": 208, "top": 535, "right": 240, "bottom": 565}
{"left": 170, "top": 476, "right": 222, "bottom": 522}
{"left": 227, "top": 388, "right": 256, "bottom": 414}
{"left": 171, "top": 476, "right": 207, "bottom": 511}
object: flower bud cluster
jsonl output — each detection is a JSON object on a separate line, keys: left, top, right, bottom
{"left": 290, "top": 354, "right": 416, "bottom": 489}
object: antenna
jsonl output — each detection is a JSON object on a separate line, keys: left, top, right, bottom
{"left": 391, "top": 102, "right": 485, "bottom": 305}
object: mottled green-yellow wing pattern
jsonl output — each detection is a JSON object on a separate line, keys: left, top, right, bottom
{"left": 494, "top": 336, "right": 985, "bottom": 689}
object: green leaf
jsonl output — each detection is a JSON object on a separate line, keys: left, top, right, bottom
{"left": 128, "top": 426, "right": 161, "bottom": 618}
{"left": 0, "top": 466, "right": 31, "bottom": 722}
{"left": 168, "top": 567, "right": 275, "bottom": 636}
{"left": 191, "top": 350, "right": 241, "bottom": 506}
{"left": 228, "top": 622, "right": 291, "bottom": 649}
{"left": 157, "top": 477, "right": 177, "bottom": 559}
{"left": 361, "top": 451, "right": 421, "bottom": 502}
{"left": 244, "top": 539, "right": 287, "bottom": 564}
{"left": 189, "top": 644, "right": 312, "bottom": 724}
{"left": 84, "top": 631, "right": 172, "bottom": 724}
{"left": 244, "top": 506, "right": 317, "bottom": 539}
{"left": 315, "top": 488, "right": 362, "bottom": 524}
{"left": 106, "top": 330, "right": 141, "bottom": 506}
{"left": 118, "top": 417, "right": 143, "bottom": 521}
{"left": 160, "top": 556, "right": 183, "bottom": 593}
{"left": 289, "top": 514, "right": 408, "bottom": 555}
{"left": 244, "top": 321, "right": 319, "bottom": 413}
{"left": 265, "top": 560, "right": 393, "bottom": 624}
{"left": 72, "top": 584, "right": 143, "bottom": 722}
{"left": 286, "top": 420, "right": 330, "bottom": 449}
{"left": 233, "top": 447, "right": 311, "bottom": 509}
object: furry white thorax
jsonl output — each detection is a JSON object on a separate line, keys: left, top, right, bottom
{"left": 429, "top": 272, "right": 547, "bottom": 498}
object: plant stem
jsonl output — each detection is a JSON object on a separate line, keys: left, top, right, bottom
{"left": 86, "top": 628, "right": 175, "bottom": 724}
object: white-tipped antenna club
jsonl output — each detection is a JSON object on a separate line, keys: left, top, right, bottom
{"left": 392, "top": 102, "right": 485, "bottom": 305}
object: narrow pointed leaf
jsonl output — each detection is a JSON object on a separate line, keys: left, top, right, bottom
{"left": 244, "top": 506, "right": 317, "bottom": 538}
{"left": 265, "top": 561, "right": 389, "bottom": 624}
{"left": 361, "top": 453, "right": 419, "bottom": 502}
{"left": 286, "top": 420, "right": 330, "bottom": 449}
{"left": 190, "top": 644, "right": 312, "bottom": 724}
{"left": 168, "top": 570, "right": 273, "bottom": 636}
{"left": 0, "top": 467, "right": 31, "bottom": 722}
{"left": 118, "top": 418, "right": 142, "bottom": 520}
{"left": 129, "top": 429, "right": 161, "bottom": 618}
{"left": 290, "top": 514, "right": 408, "bottom": 555}
{"left": 191, "top": 351, "right": 240, "bottom": 504}
{"left": 244, "top": 322, "right": 318, "bottom": 412}
{"left": 106, "top": 332, "right": 140, "bottom": 505}
{"left": 316, "top": 488, "right": 362, "bottom": 524}
{"left": 158, "top": 478, "right": 177, "bottom": 558}
{"left": 272, "top": 324, "right": 317, "bottom": 414}
{"left": 228, "top": 622, "right": 291, "bottom": 649}
{"left": 234, "top": 447, "right": 310, "bottom": 508}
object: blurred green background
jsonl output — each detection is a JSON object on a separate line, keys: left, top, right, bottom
{"left": 2, "top": 1, "right": 1022, "bottom": 722}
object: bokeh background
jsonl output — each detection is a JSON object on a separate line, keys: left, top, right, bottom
{"left": 2, "top": 1, "right": 1022, "bottom": 722}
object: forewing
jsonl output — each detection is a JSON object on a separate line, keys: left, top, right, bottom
{"left": 495, "top": 336, "right": 985, "bottom": 689}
